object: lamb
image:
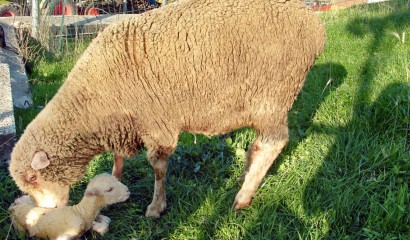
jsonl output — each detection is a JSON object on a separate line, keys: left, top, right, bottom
{"left": 8, "top": 173, "right": 130, "bottom": 239}
{"left": 9, "top": 0, "right": 326, "bottom": 218}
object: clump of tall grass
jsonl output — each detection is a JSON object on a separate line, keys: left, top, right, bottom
{"left": 388, "top": 31, "right": 406, "bottom": 43}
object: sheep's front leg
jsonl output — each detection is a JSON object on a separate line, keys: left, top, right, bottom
{"left": 112, "top": 154, "right": 124, "bottom": 180}
{"left": 146, "top": 147, "right": 172, "bottom": 218}
{"left": 234, "top": 124, "right": 289, "bottom": 209}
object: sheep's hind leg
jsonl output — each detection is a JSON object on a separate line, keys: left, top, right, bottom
{"left": 146, "top": 147, "right": 173, "bottom": 218}
{"left": 234, "top": 124, "right": 289, "bottom": 210}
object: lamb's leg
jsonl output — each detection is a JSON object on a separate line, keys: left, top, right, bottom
{"left": 92, "top": 215, "right": 111, "bottom": 235}
{"left": 54, "top": 235, "right": 76, "bottom": 240}
{"left": 145, "top": 147, "right": 172, "bottom": 218}
{"left": 112, "top": 154, "right": 124, "bottom": 180}
{"left": 234, "top": 124, "right": 289, "bottom": 209}
{"left": 12, "top": 195, "right": 33, "bottom": 206}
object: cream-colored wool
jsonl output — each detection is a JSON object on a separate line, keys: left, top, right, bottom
{"left": 9, "top": 173, "right": 130, "bottom": 239}
{"left": 9, "top": 0, "right": 325, "bottom": 217}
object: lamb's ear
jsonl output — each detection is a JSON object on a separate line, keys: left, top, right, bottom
{"left": 85, "top": 188, "right": 101, "bottom": 196}
{"left": 31, "top": 151, "right": 50, "bottom": 170}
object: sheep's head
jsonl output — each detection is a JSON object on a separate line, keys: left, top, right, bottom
{"left": 9, "top": 150, "right": 71, "bottom": 208}
{"left": 84, "top": 173, "right": 130, "bottom": 205}
{"left": 9, "top": 129, "right": 87, "bottom": 209}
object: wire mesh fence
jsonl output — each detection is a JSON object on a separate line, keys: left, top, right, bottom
{"left": 74, "top": 0, "right": 158, "bottom": 15}
{"left": 302, "top": 0, "right": 371, "bottom": 11}
{"left": 0, "top": 0, "right": 159, "bottom": 17}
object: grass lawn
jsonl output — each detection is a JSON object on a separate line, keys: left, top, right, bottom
{"left": 1, "top": 0, "right": 410, "bottom": 239}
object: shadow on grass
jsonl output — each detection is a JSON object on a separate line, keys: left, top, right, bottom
{"left": 287, "top": 62, "right": 348, "bottom": 148}
{"left": 303, "top": 2, "right": 410, "bottom": 238}
{"left": 346, "top": 1, "right": 410, "bottom": 114}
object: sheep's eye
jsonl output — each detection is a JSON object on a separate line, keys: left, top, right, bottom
{"left": 106, "top": 187, "right": 113, "bottom": 192}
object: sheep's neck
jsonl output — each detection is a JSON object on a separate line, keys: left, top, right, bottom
{"left": 95, "top": 116, "right": 144, "bottom": 157}
{"left": 72, "top": 195, "right": 105, "bottom": 222}
{"left": 37, "top": 79, "right": 143, "bottom": 162}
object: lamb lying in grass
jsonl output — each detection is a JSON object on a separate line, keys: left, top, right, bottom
{"left": 8, "top": 173, "right": 130, "bottom": 239}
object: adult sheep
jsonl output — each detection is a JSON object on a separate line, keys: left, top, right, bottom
{"left": 9, "top": 0, "right": 325, "bottom": 218}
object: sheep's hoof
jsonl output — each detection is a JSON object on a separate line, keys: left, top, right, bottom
{"left": 145, "top": 209, "right": 160, "bottom": 218}
{"left": 145, "top": 202, "right": 166, "bottom": 218}
{"left": 233, "top": 192, "right": 253, "bottom": 210}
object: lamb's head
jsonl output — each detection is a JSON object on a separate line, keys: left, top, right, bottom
{"left": 9, "top": 132, "right": 86, "bottom": 209}
{"left": 84, "top": 173, "right": 130, "bottom": 205}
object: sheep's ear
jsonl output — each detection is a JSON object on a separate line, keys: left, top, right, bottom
{"left": 24, "top": 171, "right": 38, "bottom": 183}
{"left": 31, "top": 151, "right": 50, "bottom": 170}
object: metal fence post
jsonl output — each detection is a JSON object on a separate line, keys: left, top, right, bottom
{"left": 123, "top": 0, "right": 127, "bottom": 13}
{"left": 58, "top": 0, "right": 67, "bottom": 53}
{"left": 31, "top": 0, "right": 39, "bottom": 38}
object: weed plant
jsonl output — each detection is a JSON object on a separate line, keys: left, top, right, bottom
{"left": 1, "top": 0, "right": 410, "bottom": 239}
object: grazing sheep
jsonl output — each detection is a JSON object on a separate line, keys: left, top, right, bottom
{"left": 9, "top": 0, "right": 326, "bottom": 218}
{"left": 8, "top": 173, "right": 130, "bottom": 239}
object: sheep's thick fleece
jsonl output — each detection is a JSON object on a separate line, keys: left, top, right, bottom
{"left": 10, "top": 0, "right": 325, "bottom": 214}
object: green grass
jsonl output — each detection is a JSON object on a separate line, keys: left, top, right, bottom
{"left": 2, "top": 0, "right": 410, "bottom": 238}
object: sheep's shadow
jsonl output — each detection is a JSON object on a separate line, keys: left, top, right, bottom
{"left": 287, "top": 62, "right": 348, "bottom": 151}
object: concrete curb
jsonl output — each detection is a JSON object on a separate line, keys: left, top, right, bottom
{"left": 0, "top": 23, "right": 32, "bottom": 161}
{"left": 0, "top": 23, "right": 33, "bottom": 108}
{"left": 0, "top": 64, "right": 16, "bottom": 161}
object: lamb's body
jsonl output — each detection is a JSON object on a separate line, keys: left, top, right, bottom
{"left": 10, "top": 0, "right": 325, "bottom": 217}
{"left": 10, "top": 201, "right": 97, "bottom": 239}
{"left": 9, "top": 174, "right": 130, "bottom": 239}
